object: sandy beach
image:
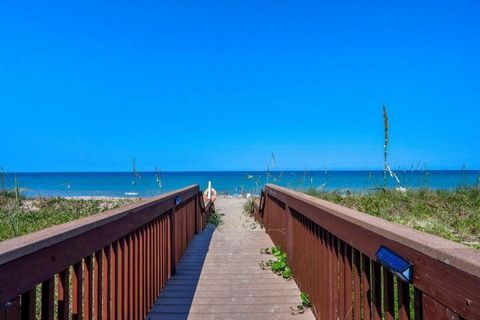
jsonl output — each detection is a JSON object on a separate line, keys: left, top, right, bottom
{"left": 213, "top": 197, "right": 260, "bottom": 231}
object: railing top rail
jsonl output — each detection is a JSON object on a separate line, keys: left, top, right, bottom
{"left": 265, "top": 184, "right": 480, "bottom": 278}
{"left": 265, "top": 184, "right": 480, "bottom": 318}
{"left": 0, "top": 184, "right": 199, "bottom": 266}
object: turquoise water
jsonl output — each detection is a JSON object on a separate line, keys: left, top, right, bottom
{"left": 2, "top": 170, "right": 479, "bottom": 198}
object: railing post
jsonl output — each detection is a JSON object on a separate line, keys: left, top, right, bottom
{"left": 286, "top": 205, "right": 294, "bottom": 265}
{"left": 194, "top": 191, "right": 199, "bottom": 234}
{"left": 169, "top": 208, "right": 177, "bottom": 276}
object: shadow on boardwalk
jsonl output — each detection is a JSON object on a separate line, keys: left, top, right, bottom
{"left": 148, "top": 220, "right": 314, "bottom": 320}
{"left": 148, "top": 224, "right": 216, "bottom": 320}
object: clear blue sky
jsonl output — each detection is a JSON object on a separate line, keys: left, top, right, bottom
{"left": 1, "top": 1, "right": 479, "bottom": 172}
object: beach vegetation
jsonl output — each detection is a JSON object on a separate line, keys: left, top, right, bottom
{"left": 155, "top": 166, "right": 163, "bottom": 194}
{"left": 207, "top": 209, "right": 222, "bottom": 226}
{"left": 383, "top": 105, "right": 389, "bottom": 187}
{"left": 0, "top": 192, "right": 136, "bottom": 241}
{"left": 291, "top": 292, "right": 312, "bottom": 315}
{"left": 305, "top": 187, "right": 480, "bottom": 248}
{"left": 260, "top": 246, "right": 293, "bottom": 280}
{"left": 242, "top": 198, "right": 255, "bottom": 217}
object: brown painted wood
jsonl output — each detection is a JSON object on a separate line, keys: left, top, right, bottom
{"left": 72, "top": 261, "right": 82, "bottom": 320}
{"left": 383, "top": 268, "right": 395, "bottom": 320}
{"left": 265, "top": 184, "right": 480, "bottom": 319}
{"left": 99, "top": 248, "right": 108, "bottom": 320}
{"left": 132, "top": 232, "right": 139, "bottom": 320}
{"left": 338, "top": 240, "right": 346, "bottom": 319}
{"left": 324, "top": 230, "right": 333, "bottom": 319}
{"left": 4, "top": 296, "right": 20, "bottom": 320}
{"left": 41, "top": 277, "right": 54, "bottom": 320}
{"left": 372, "top": 261, "right": 382, "bottom": 320}
{"left": 93, "top": 251, "right": 100, "bottom": 320}
{"left": 344, "top": 244, "right": 353, "bottom": 320}
{"left": 361, "top": 254, "right": 371, "bottom": 320}
{"left": 146, "top": 224, "right": 151, "bottom": 311}
{"left": 139, "top": 228, "right": 144, "bottom": 319}
{"left": 398, "top": 279, "right": 411, "bottom": 320}
{"left": 122, "top": 237, "right": 129, "bottom": 320}
{"left": 128, "top": 234, "right": 134, "bottom": 320}
{"left": 0, "top": 186, "right": 199, "bottom": 306}
{"left": 423, "top": 293, "right": 460, "bottom": 320}
{"left": 353, "top": 249, "right": 362, "bottom": 320}
{"left": 143, "top": 226, "right": 148, "bottom": 320}
{"left": 414, "top": 288, "right": 423, "bottom": 320}
{"left": 108, "top": 245, "right": 114, "bottom": 320}
{"left": 84, "top": 256, "right": 93, "bottom": 320}
{"left": 20, "top": 289, "right": 36, "bottom": 320}
{"left": 148, "top": 226, "right": 314, "bottom": 320}
{"left": 170, "top": 208, "right": 176, "bottom": 275}
{"left": 332, "top": 235, "right": 339, "bottom": 320}
{"left": 115, "top": 241, "right": 123, "bottom": 320}
{"left": 57, "top": 268, "right": 70, "bottom": 320}
{"left": 155, "top": 218, "right": 160, "bottom": 299}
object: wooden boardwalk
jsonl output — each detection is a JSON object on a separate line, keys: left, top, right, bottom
{"left": 148, "top": 224, "right": 315, "bottom": 319}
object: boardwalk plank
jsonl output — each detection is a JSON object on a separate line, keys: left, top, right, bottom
{"left": 148, "top": 225, "right": 314, "bottom": 319}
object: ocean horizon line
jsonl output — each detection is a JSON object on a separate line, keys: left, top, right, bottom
{"left": 3, "top": 169, "right": 480, "bottom": 174}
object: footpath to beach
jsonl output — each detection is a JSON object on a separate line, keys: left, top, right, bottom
{"left": 147, "top": 197, "right": 314, "bottom": 319}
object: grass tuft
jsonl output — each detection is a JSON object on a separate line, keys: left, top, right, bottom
{"left": 0, "top": 193, "right": 136, "bottom": 241}
{"left": 207, "top": 210, "right": 223, "bottom": 226}
{"left": 305, "top": 187, "right": 480, "bottom": 248}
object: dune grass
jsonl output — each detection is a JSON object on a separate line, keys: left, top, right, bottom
{"left": 305, "top": 187, "right": 480, "bottom": 249}
{"left": 0, "top": 190, "right": 136, "bottom": 241}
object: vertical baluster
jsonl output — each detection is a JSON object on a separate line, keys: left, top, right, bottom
{"left": 344, "top": 244, "right": 353, "bottom": 320}
{"left": 41, "top": 277, "right": 55, "bottom": 320}
{"left": 99, "top": 248, "right": 108, "bottom": 320}
{"left": 372, "top": 261, "right": 382, "bottom": 320}
{"left": 338, "top": 239, "right": 346, "bottom": 319}
{"left": 151, "top": 221, "right": 156, "bottom": 310}
{"left": 383, "top": 269, "right": 395, "bottom": 320}
{"left": 128, "top": 235, "right": 134, "bottom": 320}
{"left": 122, "top": 237, "right": 129, "bottom": 319}
{"left": 361, "top": 254, "right": 371, "bottom": 320}
{"left": 139, "top": 227, "right": 144, "bottom": 319}
{"left": 353, "top": 250, "right": 362, "bottom": 320}
{"left": 318, "top": 228, "right": 326, "bottom": 319}
{"left": 154, "top": 218, "right": 159, "bottom": 299}
{"left": 169, "top": 209, "right": 176, "bottom": 275}
{"left": 109, "top": 244, "right": 115, "bottom": 320}
{"left": 72, "top": 261, "right": 83, "bottom": 320}
{"left": 93, "top": 252, "right": 100, "bottom": 320}
{"left": 331, "top": 235, "right": 339, "bottom": 319}
{"left": 158, "top": 215, "right": 168, "bottom": 288}
{"left": 146, "top": 224, "right": 151, "bottom": 310}
{"left": 133, "top": 232, "right": 139, "bottom": 320}
{"left": 150, "top": 222, "right": 155, "bottom": 307}
{"left": 398, "top": 279, "right": 411, "bottom": 320}
{"left": 58, "top": 268, "right": 71, "bottom": 320}
{"left": 413, "top": 288, "right": 423, "bottom": 320}
{"left": 115, "top": 241, "right": 123, "bottom": 320}
{"left": 85, "top": 255, "right": 93, "bottom": 320}
{"left": 21, "top": 288, "right": 37, "bottom": 320}
{"left": 324, "top": 230, "right": 333, "bottom": 319}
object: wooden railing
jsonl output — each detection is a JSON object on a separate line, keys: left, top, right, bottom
{"left": 255, "top": 184, "right": 480, "bottom": 320}
{"left": 0, "top": 185, "right": 214, "bottom": 320}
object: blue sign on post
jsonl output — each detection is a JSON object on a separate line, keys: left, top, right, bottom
{"left": 375, "top": 246, "right": 413, "bottom": 283}
{"left": 175, "top": 196, "right": 182, "bottom": 205}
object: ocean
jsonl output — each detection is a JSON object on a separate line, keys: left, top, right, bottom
{"left": 1, "top": 170, "right": 479, "bottom": 198}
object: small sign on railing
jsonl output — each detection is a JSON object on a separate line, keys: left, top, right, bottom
{"left": 375, "top": 246, "right": 413, "bottom": 283}
{"left": 175, "top": 196, "right": 182, "bottom": 205}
